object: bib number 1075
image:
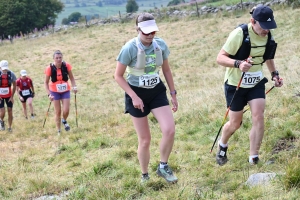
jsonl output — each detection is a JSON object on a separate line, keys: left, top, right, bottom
{"left": 139, "top": 74, "right": 160, "bottom": 88}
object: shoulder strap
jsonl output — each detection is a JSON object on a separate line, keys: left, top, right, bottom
{"left": 229, "top": 24, "right": 251, "bottom": 61}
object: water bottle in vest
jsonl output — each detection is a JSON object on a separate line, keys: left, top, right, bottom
{"left": 155, "top": 47, "right": 163, "bottom": 67}
{"left": 135, "top": 49, "right": 146, "bottom": 69}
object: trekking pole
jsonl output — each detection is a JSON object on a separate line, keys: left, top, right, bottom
{"left": 75, "top": 93, "right": 78, "bottom": 128}
{"left": 210, "top": 72, "right": 245, "bottom": 153}
{"left": 43, "top": 101, "right": 52, "bottom": 128}
{"left": 243, "top": 85, "right": 275, "bottom": 114}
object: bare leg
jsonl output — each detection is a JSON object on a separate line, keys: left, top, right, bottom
{"left": 132, "top": 116, "right": 151, "bottom": 174}
{"left": 7, "top": 107, "right": 13, "bottom": 128}
{"left": 220, "top": 110, "right": 243, "bottom": 144}
{"left": 21, "top": 102, "right": 27, "bottom": 118}
{"left": 53, "top": 100, "right": 61, "bottom": 131}
{"left": 0, "top": 107, "right": 5, "bottom": 121}
{"left": 27, "top": 97, "right": 34, "bottom": 115}
{"left": 151, "top": 105, "right": 175, "bottom": 163}
{"left": 61, "top": 98, "right": 70, "bottom": 120}
{"left": 248, "top": 98, "right": 265, "bottom": 156}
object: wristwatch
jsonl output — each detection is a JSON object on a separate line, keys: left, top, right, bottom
{"left": 170, "top": 90, "right": 177, "bottom": 95}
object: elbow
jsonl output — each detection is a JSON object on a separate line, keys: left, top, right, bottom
{"left": 216, "top": 55, "right": 222, "bottom": 65}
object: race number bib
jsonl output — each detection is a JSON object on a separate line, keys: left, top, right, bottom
{"left": 56, "top": 83, "right": 68, "bottom": 92}
{"left": 139, "top": 74, "right": 160, "bottom": 88}
{"left": 22, "top": 89, "right": 30, "bottom": 96}
{"left": 241, "top": 71, "right": 263, "bottom": 88}
{"left": 0, "top": 87, "right": 9, "bottom": 95}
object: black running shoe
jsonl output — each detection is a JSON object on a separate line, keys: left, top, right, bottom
{"left": 250, "top": 157, "right": 260, "bottom": 165}
{"left": 216, "top": 145, "right": 228, "bottom": 166}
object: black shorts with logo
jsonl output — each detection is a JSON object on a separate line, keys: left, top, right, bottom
{"left": 224, "top": 77, "right": 268, "bottom": 111}
{"left": 125, "top": 81, "right": 169, "bottom": 118}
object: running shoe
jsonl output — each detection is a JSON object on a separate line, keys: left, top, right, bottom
{"left": 156, "top": 165, "right": 178, "bottom": 183}
{"left": 0, "top": 120, "right": 5, "bottom": 131}
{"left": 249, "top": 157, "right": 260, "bottom": 165}
{"left": 216, "top": 144, "right": 228, "bottom": 166}
{"left": 62, "top": 119, "right": 70, "bottom": 131}
{"left": 7, "top": 128, "right": 12, "bottom": 132}
{"left": 141, "top": 174, "right": 150, "bottom": 183}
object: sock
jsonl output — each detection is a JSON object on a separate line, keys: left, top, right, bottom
{"left": 142, "top": 173, "right": 149, "bottom": 177}
{"left": 249, "top": 155, "right": 259, "bottom": 163}
{"left": 62, "top": 118, "right": 66, "bottom": 123}
{"left": 31, "top": 113, "right": 34, "bottom": 116}
{"left": 219, "top": 140, "right": 228, "bottom": 148}
{"left": 160, "top": 162, "right": 168, "bottom": 168}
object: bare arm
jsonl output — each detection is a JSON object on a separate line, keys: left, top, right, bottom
{"left": 11, "top": 81, "right": 16, "bottom": 96}
{"left": 114, "top": 61, "right": 144, "bottom": 112}
{"left": 265, "top": 59, "right": 283, "bottom": 87}
{"left": 217, "top": 49, "right": 252, "bottom": 72}
{"left": 161, "top": 59, "right": 178, "bottom": 112}
{"left": 44, "top": 75, "right": 51, "bottom": 96}
{"left": 9, "top": 81, "right": 16, "bottom": 103}
{"left": 68, "top": 70, "right": 77, "bottom": 93}
{"left": 31, "top": 80, "right": 35, "bottom": 93}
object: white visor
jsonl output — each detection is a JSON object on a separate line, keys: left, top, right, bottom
{"left": 138, "top": 20, "right": 159, "bottom": 34}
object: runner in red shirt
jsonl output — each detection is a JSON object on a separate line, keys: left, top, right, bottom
{"left": 16, "top": 70, "right": 35, "bottom": 119}
{"left": 0, "top": 60, "right": 17, "bottom": 132}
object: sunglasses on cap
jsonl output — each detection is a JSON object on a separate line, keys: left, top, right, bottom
{"left": 139, "top": 29, "right": 156, "bottom": 36}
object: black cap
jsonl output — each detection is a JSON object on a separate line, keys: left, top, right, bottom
{"left": 252, "top": 6, "right": 277, "bottom": 30}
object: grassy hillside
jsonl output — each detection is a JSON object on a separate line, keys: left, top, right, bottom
{"left": 0, "top": 5, "right": 300, "bottom": 199}
{"left": 56, "top": 0, "right": 170, "bottom": 25}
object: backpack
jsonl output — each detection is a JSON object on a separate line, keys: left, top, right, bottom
{"left": 50, "top": 61, "right": 68, "bottom": 82}
{"left": 229, "top": 24, "right": 277, "bottom": 65}
{"left": 0, "top": 71, "right": 12, "bottom": 87}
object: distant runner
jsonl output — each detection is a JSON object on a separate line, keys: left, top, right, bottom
{"left": 0, "top": 60, "right": 17, "bottom": 132}
{"left": 16, "top": 70, "right": 35, "bottom": 119}
{"left": 44, "top": 50, "right": 77, "bottom": 134}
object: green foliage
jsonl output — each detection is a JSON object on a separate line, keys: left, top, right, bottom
{"left": 126, "top": 0, "right": 139, "bottom": 13}
{"left": 68, "top": 12, "right": 82, "bottom": 22}
{"left": 289, "top": 0, "right": 300, "bottom": 8}
{"left": 0, "top": 0, "right": 64, "bottom": 37}
{"left": 61, "top": 18, "right": 69, "bottom": 25}
{"left": 61, "top": 12, "right": 82, "bottom": 25}
{"left": 283, "top": 158, "right": 300, "bottom": 189}
{"left": 167, "top": 0, "right": 184, "bottom": 6}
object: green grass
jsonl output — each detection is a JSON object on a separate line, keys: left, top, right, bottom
{"left": 0, "top": 4, "right": 300, "bottom": 199}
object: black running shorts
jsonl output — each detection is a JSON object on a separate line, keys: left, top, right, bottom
{"left": 125, "top": 81, "right": 169, "bottom": 118}
{"left": 224, "top": 77, "right": 268, "bottom": 111}
{"left": 0, "top": 97, "right": 13, "bottom": 108}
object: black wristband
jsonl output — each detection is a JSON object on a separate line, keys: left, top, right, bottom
{"left": 234, "top": 60, "right": 241, "bottom": 68}
{"left": 271, "top": 70, "right": 279, "bottom": 80}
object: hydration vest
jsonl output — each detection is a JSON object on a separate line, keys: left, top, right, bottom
{"left": 135, "top": 37, "right": 163, "bottom": 69}
{"left": 0, "top": 71, "right": 12, "bottom": 87}
{"left": 229, "top": 24, "right": 277, "bottom": 65}
{"left": 50, "top": 62, "right": 68, "bottom": 82}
